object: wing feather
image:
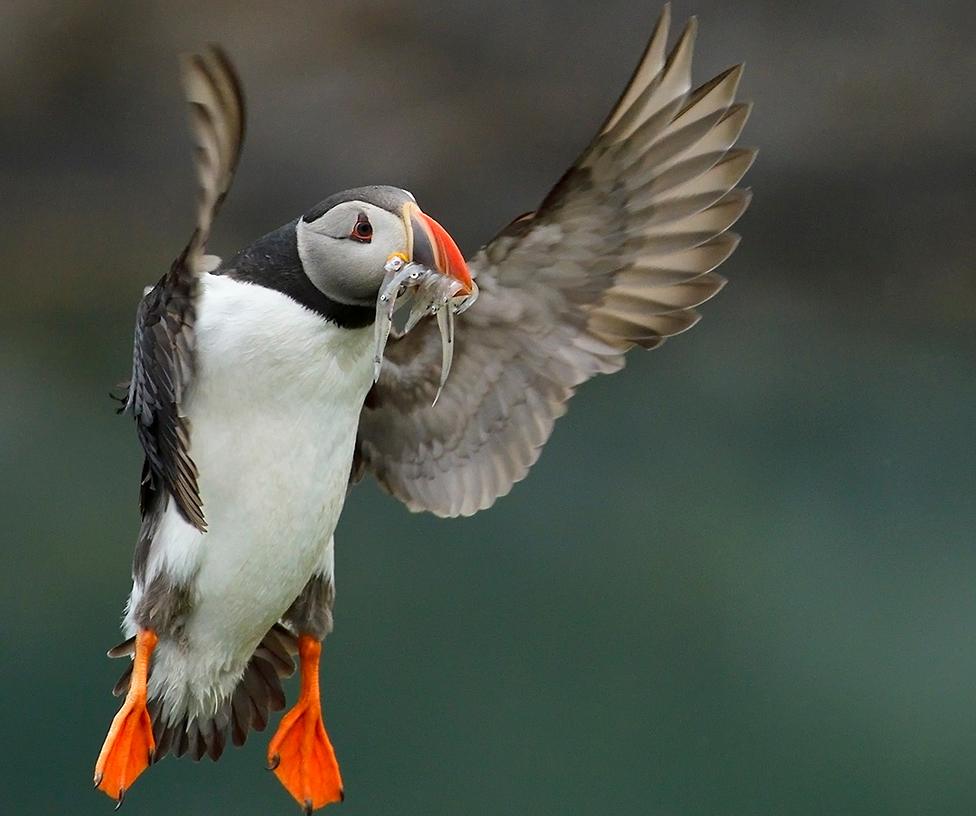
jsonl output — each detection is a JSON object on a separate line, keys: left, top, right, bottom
{"left": 124, "top": 47, "right": 245, "bottom": 536}
{"left": 355, "top": 7, "right": 753, "bottom": 517}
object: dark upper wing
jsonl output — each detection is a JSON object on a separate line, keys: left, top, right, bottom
{"left": 354, "top": 7, "right": 755, "bottom": 518}
{"left": 124, "top": 46, "right": 245, "bottom": 532}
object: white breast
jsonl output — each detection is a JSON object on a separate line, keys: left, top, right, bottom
{"left": 128, "top": 273, "right": 374, "bottom": 717}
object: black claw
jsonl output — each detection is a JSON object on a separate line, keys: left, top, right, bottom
{"left": 303, "top": 799, "right": 313, "bottom": 815}
{"left": 266, "top": 754, "right": 281, "bottom": 771}
{"left": 93, "top": 773, "right": 103, "bottom": 789}
{"left": 339, "top": 788, "right": 345, "bottom": 802}
{"left": 114, "top": 787, "right": 125, "bottom": 811}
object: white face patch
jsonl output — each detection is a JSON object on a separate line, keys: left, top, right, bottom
{"left": 296, "top": 201, "right": 408, "bottom": 306}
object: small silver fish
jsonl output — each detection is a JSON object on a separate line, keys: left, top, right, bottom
{"left": 373, "top": 256, "right": 478, "bottom": 405}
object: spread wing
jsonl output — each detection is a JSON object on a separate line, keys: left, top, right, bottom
{"left": 123, "top": 46, "right": 245, "bottom": 532}
{"left": 354, "top": 7, "right": 755, "bottom": 518}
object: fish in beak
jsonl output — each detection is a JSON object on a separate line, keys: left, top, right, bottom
{"left": 373, "top": 203, "right": 479, "bottom": 404}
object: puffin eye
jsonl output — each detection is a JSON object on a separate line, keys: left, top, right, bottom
{"left": 350, "top": 213, "right": 373, "bottom": 243}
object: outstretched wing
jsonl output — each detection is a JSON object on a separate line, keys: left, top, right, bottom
{"left": 124, "top": 46, "right": 245, "bottom": 532}
{"left": 354, "top": 6, "right": 754, "bottom": 518}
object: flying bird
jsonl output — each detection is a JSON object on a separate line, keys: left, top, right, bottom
{"left": 94, "top": 5, "right": 754, "bottom": 812}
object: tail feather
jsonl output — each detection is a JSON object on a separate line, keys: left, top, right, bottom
{"left": 112, "top": 663, "right": 133, "bottom": 697}
{"left": 230, "top": 683, "right": 251, "bottom": 746}
{"left": 107, "top": 635, "right": 136, "bottom": 658}
{"left": 109, "top": 624, "right": 298, "bottom": 763}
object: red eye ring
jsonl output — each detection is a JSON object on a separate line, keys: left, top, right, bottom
{"left": 350, "top": 213, "right": 372, "bottom": 243}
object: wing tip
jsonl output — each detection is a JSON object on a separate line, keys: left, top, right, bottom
{"left": 727, "top": 99, "right": 754, "bottom": 124}
{"left": 706, "top": 272, "right": 729, "bottom": 298}
{"left": 655, "top": 2, "right": 673, "bottom": 44}
{"left": 179, "top": 43, "right": 245, "bottom": 133}
{"left": 721, "top": 145, "right": 759, "bottom": 173}
{"left": 675, "top": 15, "right": 699, "bottom": 49}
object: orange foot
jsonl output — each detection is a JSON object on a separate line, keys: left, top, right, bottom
{"left": 94, "top": 629, "right": 158, "bottom": 805}
{"left": 268, "top": 635, "right": 343, "bottom": 813}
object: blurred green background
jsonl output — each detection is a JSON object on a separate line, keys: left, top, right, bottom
{"left": 2, "top": 1, "right": 975, "bottom": 814}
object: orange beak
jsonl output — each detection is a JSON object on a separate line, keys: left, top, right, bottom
{"left": 406, "top": 204, "right": 474, "bottom": 295}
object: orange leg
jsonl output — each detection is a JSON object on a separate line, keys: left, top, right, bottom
{"left": 94, "top": 628, "right": 158, "bottom": 805}
{"left": 267, "top": 634, "right": 343, "bottom": 812}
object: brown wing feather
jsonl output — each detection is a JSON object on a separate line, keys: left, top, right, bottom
{"left": 356, "top": 7, "right": 754, "bottom": 517}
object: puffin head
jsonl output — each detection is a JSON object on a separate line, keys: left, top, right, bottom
{"left": 295, "top": 185, "right": 473, "bottom": 308}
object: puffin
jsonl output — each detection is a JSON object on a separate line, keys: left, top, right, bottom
{"left": 94, "top": 5, "right": 754, "bottom": 812}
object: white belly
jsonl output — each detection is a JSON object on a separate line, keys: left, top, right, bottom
{"left": 127, "top": 274, "right": 374, "bottom": 717}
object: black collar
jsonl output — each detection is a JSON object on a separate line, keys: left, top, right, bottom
{"left": 215, "top": 220, "right": 375, "bottom": 330}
